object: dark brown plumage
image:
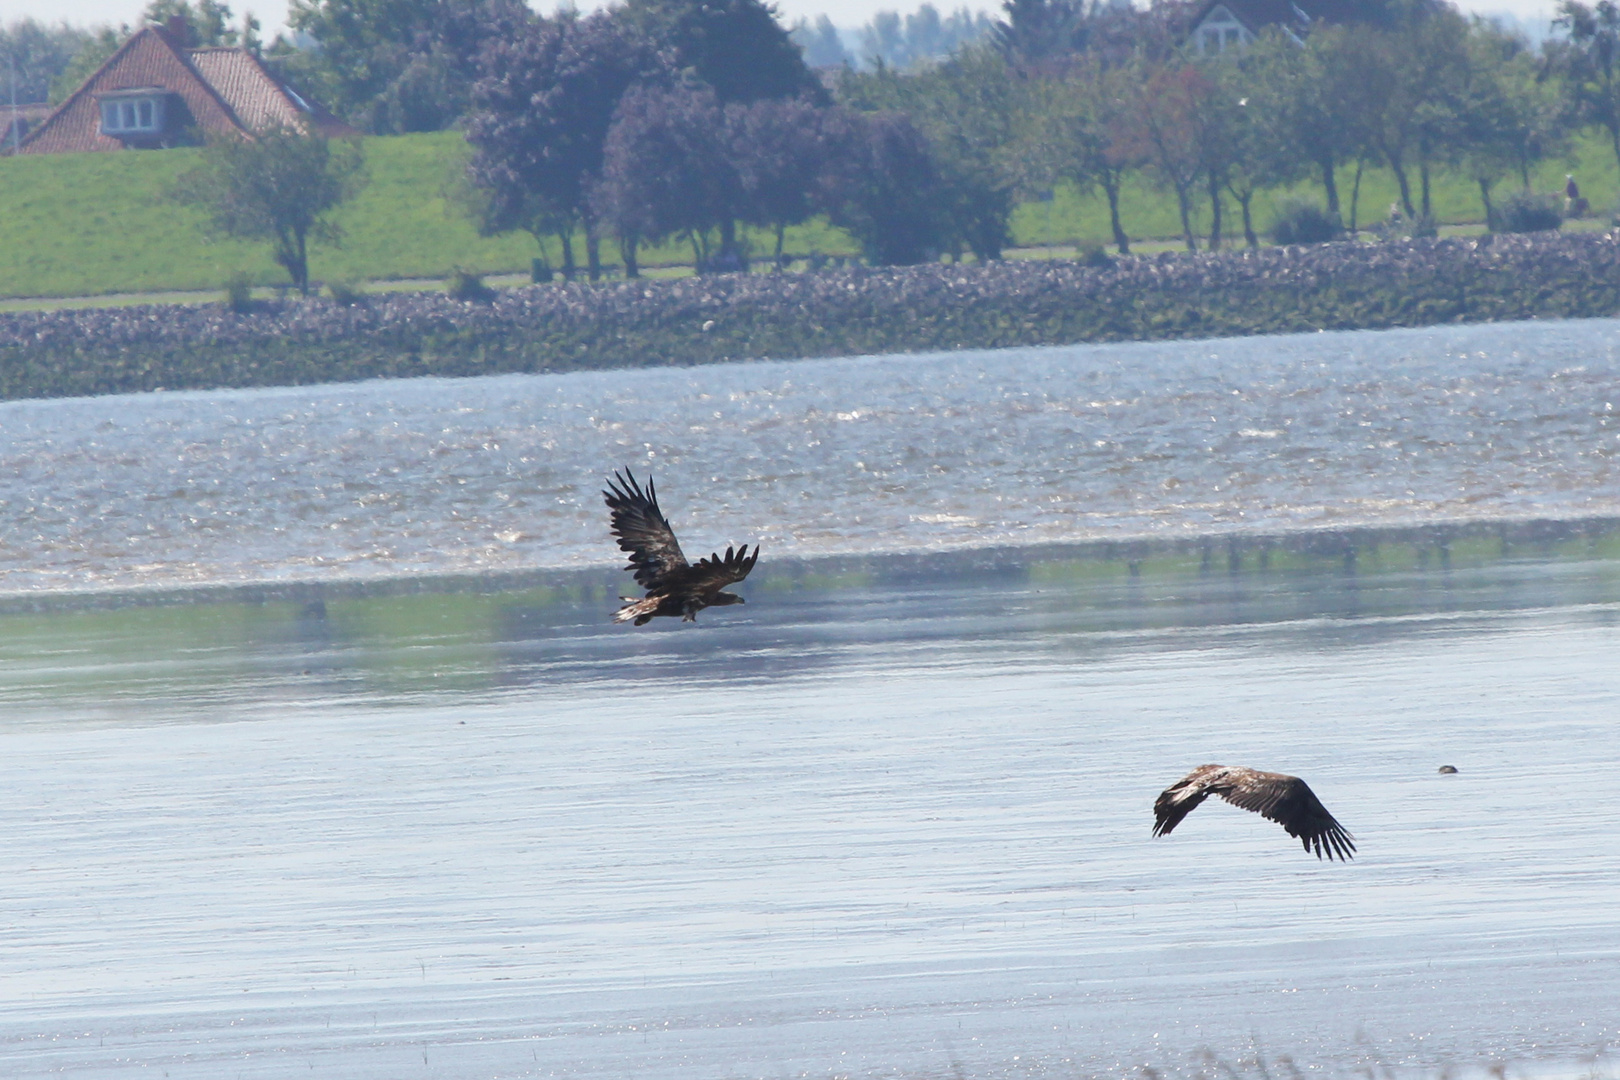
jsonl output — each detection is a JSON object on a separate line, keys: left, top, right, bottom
{"left": 1153, "top": 764, "right": 1356, "bottom": 861}
{"left": 603, "top": 469, "right": 759, "bottom": 626}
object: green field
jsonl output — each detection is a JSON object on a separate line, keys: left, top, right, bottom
{"left": 1, "top": 128, "right": 1616, "bottom": 300}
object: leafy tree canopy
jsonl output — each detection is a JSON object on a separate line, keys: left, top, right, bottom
{"left": 144, "top": 0, "right": 257, "bottom": 48}
{"left": 174, "top": 126, "right": 367, "bottom": 294}
{"left": 464, "top": 9, "right": 671, "bottom": 277}
{"left": 622, "top": 0, "right": 824, "bottom": 103}
{"left": 1, "top": 18, "right": 95, "bottom": 104}
{"left": 283, "top": 0, "right": 531, "bottom": 132}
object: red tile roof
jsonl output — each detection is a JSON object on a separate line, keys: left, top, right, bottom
{"left": 8, "top": 24, "right": 354, "bottom": 155}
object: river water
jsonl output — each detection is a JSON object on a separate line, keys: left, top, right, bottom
{"left": 0, "top": 320, "right": 1618, "bottom": 1079}
{"left": 0, "top": 319, "right": 1616, "bottom": 594}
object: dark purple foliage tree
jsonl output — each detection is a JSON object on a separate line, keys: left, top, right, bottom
{"left": 463, "top": 10, "right": 668, "bottom": 279}
{"left": 818, "top": 109, "right": 948, "bottom": 266}
{"left": 593, "top": 83, "right": 743, "bottom": 276}
{"left": 725, "top": 95, "right": 830, "bottom": 268}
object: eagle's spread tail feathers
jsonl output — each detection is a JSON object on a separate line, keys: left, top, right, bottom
{"left": 613, "top": 596, "right": 663, "bottom": 626}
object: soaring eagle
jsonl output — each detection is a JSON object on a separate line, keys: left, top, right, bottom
{"left": 602, "top": 469, "right": 760, "bottom": 626}
{"left": 1152, "top": 764, "right": 1356, "bottom": 861}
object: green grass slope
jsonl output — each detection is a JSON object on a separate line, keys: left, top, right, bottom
{"left": 1, "top": 127, "right": 1616, "bottom": 299}
{"left": 0, "top": 133, "right": 538, "bottom": 297}
{"left": 0, "top": 131, "right": 860, "bottom": 299}
{"left": 1015, "top": 131, "right": 1619, "bottom": 249}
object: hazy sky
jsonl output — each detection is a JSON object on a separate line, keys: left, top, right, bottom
{"left": 0, "top": 0, "right": 1559, "bottom": 44}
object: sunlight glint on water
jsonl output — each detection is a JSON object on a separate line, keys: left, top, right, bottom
{"left": 0, "top": 318, "right": 1616, "bottom": 593}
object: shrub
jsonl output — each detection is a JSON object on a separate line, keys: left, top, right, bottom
{"left": 1269, "top": 200, "right": 1343, "bottom": 246}
{"left": 1496, "top": 191, "right": 1562, "bottom": 234}
{"left": 446, "top": 268, "right": 496, "bottom": 302}
{"left": 222, "top": 272, "right": 255, "bottom": 313}
{"left": 1079, "top": 244, "right": 1114, "bottom": 269}
{"left": 326, "top": 279, "right": 367, "bottom": 306}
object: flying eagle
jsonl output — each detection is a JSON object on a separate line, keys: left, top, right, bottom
{"left": 1152, "top": 764, "right": 1356, "bottom": 861}
{"left": 602, "top": 469, "right": 759, "bottom": 626}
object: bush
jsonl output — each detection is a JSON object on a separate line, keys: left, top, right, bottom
{"left": 222, "top": 272, "right": 255, "bottom": 313}
{"left": 1496, "top": 191, "right": 1562, "bottom": 234}
{"left": 1079, "top": 244, "right": 1114, "bottom": 269}
{"left": 326, "top": 279, "right": 367, "bottom": 306}
{"left": 446, "top": 268, "right": 496, "bottom": 302}
{"left": 1269, "top": 200, "right": 1343, "bottom": 246}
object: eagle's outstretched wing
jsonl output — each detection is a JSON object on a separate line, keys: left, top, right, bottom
{"left": 686, "top": 544, "right": 760, "bottom": 595}
{"left": 603, "top": 470, "right": 688, "bottom": 589}
{"left": 1220, "top": 769, "right": 1356, "bottom": 861}
{"left": 1154, "top": 764, "right": 1356, "bottom": 861}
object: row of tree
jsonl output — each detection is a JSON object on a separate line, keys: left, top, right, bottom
{"left": 15, "top": 0, "right": 1620, "bottom": 282}
{"left": 461, "top": 3, "right": 958, "bottom": 278}
{"left": 457, "top": 0, "right": 1614, "bottom": 275}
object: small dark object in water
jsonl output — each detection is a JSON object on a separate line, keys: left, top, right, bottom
{"left": 1153, "top": 764, "right": 1356, "bottom": 861}
{"left": 603, "top": 469, "right": 759, "bottom": 626}
{"left": 1438, "top": 765, "right": 1459, "bottom": 774}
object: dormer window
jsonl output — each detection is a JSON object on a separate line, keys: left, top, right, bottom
{"left": 99, "top": 92, "right": 167, "bottom": 136}
{"left": 1196, "top": 7, "right": 1251, "bottom": 52}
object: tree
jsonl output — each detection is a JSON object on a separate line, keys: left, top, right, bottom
{"left": 1, "top": 18, "right": 95, "bottom": 105}
{"left": 175, "top": 126, "right": 366, "bottom": 295}
{"left": 1118, "top": 59, "right": 1210, "bottom": 251}
{"left": 819, "top": 108, "right": 950, "bottom": 265}
{"left": 857, "top": 5, "right": 993, "bottom": 70}
{"left": 1188, "top": 61, "right": 1246, "bottom": 250}
{"left": 464, "top": 9, "right": 668, "bottom": 279}
{"left": 840, "top": 43, "right": 1021, "bottom": 261}
{"left": 727, "top": 95, "right": 832, "bottom": 266}
{"left": 1208, "top": 58, "right": 1293, "bottom": 249}
{"left": 995, "top": 0, "right": 1086, "bottom": 66}
{"left": 1238, "top": 26, "right": 1363, "bottom": 219}
{"left": 1551, "top": 0, "right": 1620, "bottom": 173}
{"left": 1453, "top": 21, "right": 1571, "bottom": 226}
{"left": 1331, "top": 3, "right": 1469, "bottom": 221}
{"left": 283, "top": 0, "right": 531, "bottom": 133}
{"left": 622, "top": 0, "right": 823, "bottom": 104}
{"left": 48, "top": 26, "right": 123, "bottom": 103}
{"left": 789, "top": 14, "right": 848, "bottom": 68}
{"left": 1020, "top": 58, "right": 1139, "bottom": 253}
{"left": 593, "top": 82, "right": 741, "bottom": 274}
{"left": 143, "top": 0, "right": 256, "bottom": 48}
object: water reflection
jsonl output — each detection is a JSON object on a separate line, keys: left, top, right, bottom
{"left": 3, "top": 516, "right": 1615, "bottom": 717}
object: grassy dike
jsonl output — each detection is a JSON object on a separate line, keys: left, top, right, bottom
{"left": 2, "top": 127, "right": 1616, "bottom": 301}
{"left": 2, "top": 230, "right": 1618, "bottom": 403}
{"left": 0, "top": 131, "right": 860, "bottom": 299}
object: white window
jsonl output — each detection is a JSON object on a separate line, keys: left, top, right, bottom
{"left": 1196, "top": 10, "right": 1249, "bottom": 54}
{"left": 100, "top": 95, "right": 165, "bottom": 135}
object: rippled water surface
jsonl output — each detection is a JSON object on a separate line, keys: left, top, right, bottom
{"left": 1, "top": 319, "right": 1617, "bottom": 593}
{"left": 1, "top": 321, "right": 1618, "bottom": 1079}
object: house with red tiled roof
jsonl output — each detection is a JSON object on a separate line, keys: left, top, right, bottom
{"left": 8, "top": 18, "right": 353, "bottom": 155}
{"left": 1188, "top": 0, "right": 1397, "bottom": 53}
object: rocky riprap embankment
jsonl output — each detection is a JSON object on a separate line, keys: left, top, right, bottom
{"left": 3, "top": 230, "right": 1617, "bottom": 401}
